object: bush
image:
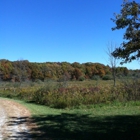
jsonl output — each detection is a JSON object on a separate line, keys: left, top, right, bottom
{"left": 102, "top": 75, "right": 112, "bottom": 80}
{"left": 92, "top": 75, "right": 100, "bottom": 80}
{"left": 79, "top": 76, "right": 85, "bottom": 81}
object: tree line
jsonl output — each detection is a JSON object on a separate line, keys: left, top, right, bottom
{"left": 0, "top": 59, "right": 130, "bottom": 82}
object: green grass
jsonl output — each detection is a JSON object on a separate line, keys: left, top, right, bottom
{"left": 1, "top": 97, "right": 140, "bottom": 140}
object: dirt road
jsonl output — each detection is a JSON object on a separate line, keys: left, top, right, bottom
{"left": 0, "top": 99, "right": 33, "bottom": 140}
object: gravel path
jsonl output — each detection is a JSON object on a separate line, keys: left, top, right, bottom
{"left": 0, "top": 99, "right": 33, "bottom": 140}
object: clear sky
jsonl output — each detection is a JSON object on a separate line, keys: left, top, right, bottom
{"left": 0, "top": 0, "right": 139, "bottom": 69}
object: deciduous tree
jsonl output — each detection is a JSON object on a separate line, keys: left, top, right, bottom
{"left": 111, "top": 0, "right": 140, "bottom": 64}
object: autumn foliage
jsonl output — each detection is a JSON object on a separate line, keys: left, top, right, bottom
{"left": 0, "top": 59, "right": 129, "bottom": 82}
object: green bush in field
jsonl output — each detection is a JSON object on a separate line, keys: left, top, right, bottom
{"left": 102, "top": 75, "right": 112, "bottom": 80}
{"left": 79, "top": 76, "right": 85, "bottom": 81}
{"left": 92, "top": 75, "right": 100, "bottom": 80}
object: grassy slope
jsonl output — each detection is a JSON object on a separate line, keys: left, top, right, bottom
{"left": 3, "top": 98, "right": 140, "bottom": 140}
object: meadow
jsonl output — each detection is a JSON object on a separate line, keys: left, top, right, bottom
{"left": 0, "top": 79, "right": 140, "bottom": 139}
{"left": 0, "top": 79, "right": 139, "bottom": 108}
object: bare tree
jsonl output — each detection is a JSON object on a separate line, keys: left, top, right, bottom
{"left": 106, "top": 42, "right": 118, "bottom": 86}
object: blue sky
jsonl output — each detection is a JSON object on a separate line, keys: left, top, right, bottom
{"left": 0, "top": 0, "right": 139, "bottom": 69}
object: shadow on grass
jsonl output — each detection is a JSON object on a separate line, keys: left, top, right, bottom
{"left": 8, "top": 113, "right": 140, "bottom": 140}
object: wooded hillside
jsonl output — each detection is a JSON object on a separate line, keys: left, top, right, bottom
{"left": 0, "top": 59, "right": 132, "bottom": 82}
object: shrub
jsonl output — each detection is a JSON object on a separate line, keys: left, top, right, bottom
{"left": 79, "top": 76, "right": 85, "bottom": 81}
{"left": 92, "top": 75, "right": 100, "bottom": 80}
{"left": 102, "top": 75, "right": 112, "bottom": 80}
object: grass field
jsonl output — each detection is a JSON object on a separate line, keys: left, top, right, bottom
{"left": 7, "top": 98, "right": 140, "bottom": 140}
{"left": 0, "top": 79, "right": 140, "bottom": 139}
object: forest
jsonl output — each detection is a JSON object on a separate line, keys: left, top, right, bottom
{"left": 0, "top": 59, "right": 136, "bottom": 82}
